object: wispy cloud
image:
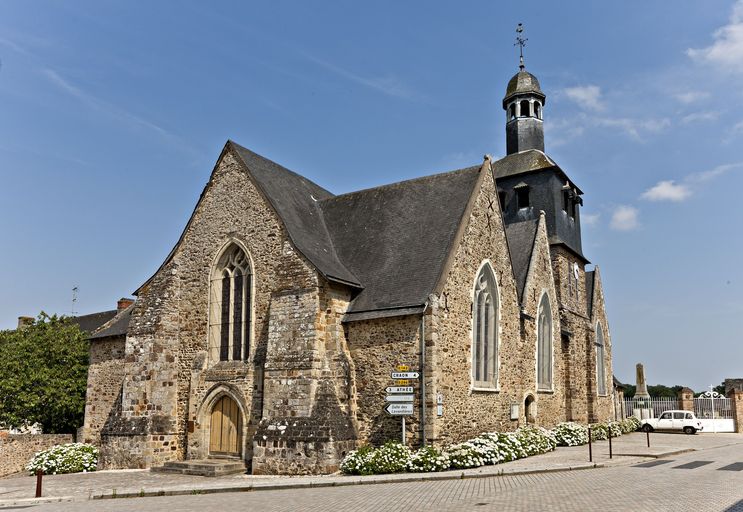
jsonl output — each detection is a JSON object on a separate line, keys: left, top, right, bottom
{"left": 594, "top": 117, "right": 671, "bottom": 140}
{"left": 582, "top": 212, "right": 601, "bottom": 227}
{"left": 681, "top": 111, "right": 719, "bottom": 124}
{"left": 687, "top": 0, "right": 743, "bottom": 73}
{"left": 302, "top": 53, "right": 419, "bottom": 100}
{"left": 562, "top": 85, "right": 604, "bottom": 111}
{"left": 640, "top": 180, "right": 692, "bottom": 202}
{"left": 673, "top": 91, "right": 710, "bottom": 104}
{"left": 41, "top": 68, "right": 180, "bottom": 143}
{"left": 610, "top": 205, "right": 640, "bottom": 231}
{"left": 640, "top": 162, "right": 743, "bottom": 203}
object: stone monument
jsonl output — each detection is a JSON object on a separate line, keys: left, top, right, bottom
{"left": 633, "top": 363, "right": 652, "bottom": 419}
{"left": 635, "top": 363, "right": 650, "bottom": 399}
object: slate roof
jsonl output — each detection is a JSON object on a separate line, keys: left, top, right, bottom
{"left": 89, "top": 306, "right": 132, "bottom": 340}
{"left": 230, "top": 142, "right": 361, "bottom": 287}
{"left": 72, "top": 310, "right": 117, "bottom": 334}
{"left": 505, "top": 219, "right": 539, "bottom": 303}
{"left": 320, "top": 166, "right": 482, "bottom": 315}
{"left": 492, "top": 149, "right": 582, "bottom": 194}
{"left": 585, "top": 270, "right": 596, "bottom": 317}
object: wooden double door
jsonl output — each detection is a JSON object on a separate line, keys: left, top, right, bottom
{"left": 209, "top": 396, "right": 242, "bottom": 456}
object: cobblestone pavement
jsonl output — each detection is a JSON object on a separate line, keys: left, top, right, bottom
{"left": 4, "top": 433, "right": 742, "bottom": 511}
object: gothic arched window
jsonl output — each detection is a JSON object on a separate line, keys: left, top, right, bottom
{"left": 596, "top": 322, "right": 607, "bottom": 395}
{"left": 209, "top": 244, "right": 252, "bottom": 362}
{"left": 537, "top": 293, "right": 553, "bottom": 390}
{"left": 472, "top": 263, "right": 499, "bottom": 388}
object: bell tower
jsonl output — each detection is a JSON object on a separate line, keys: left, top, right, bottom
{"left": 503, "top": 24, "right": 545, "bottom": 155}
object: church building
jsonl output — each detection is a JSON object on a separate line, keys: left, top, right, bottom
{"left": 81, "top": 59, "right": 615, "bottom": 475}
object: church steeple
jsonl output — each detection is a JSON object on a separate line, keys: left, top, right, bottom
{"left": 503, "top": 24, "right": 545, "bottom": 155}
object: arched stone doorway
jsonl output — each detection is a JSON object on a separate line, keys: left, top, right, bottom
{"left": 209, "top": 395, "right": 242, "bottom": 457}
{"left": 524, "top": 394, "right": 536, "bottom": 424}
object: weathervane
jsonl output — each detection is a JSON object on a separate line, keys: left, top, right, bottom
{"left": 515, "top": 23, "right": 527, "bottom": 71}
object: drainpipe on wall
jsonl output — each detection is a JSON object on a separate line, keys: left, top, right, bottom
{"left": 419, "top": 302, "right": 428, "bottom": 448}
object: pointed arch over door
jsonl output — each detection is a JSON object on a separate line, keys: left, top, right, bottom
{"left": 209, "top": 395, "right": 242, "bottom": 456}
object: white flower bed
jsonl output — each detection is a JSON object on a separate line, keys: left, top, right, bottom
{"left": 340, "top": 417, "right": 642, "bottom": 476}
{"left": 26, "top": 443, "right": 98, "bottom": 475}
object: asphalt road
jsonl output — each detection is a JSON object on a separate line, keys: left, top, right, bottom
{"left": 25, "top": 442, "right": 743, "bottom": 512}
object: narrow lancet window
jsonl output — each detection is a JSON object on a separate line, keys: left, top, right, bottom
{"left": 537, "top": 293, "right": 553, "bottom": 390}
{"left": 472, "top": 263, "right": 499, "bottom": 387}
{"left": 596, "top": 323, "right": 607, "bottom": 395}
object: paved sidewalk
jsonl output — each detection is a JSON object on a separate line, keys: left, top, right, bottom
{"left": 1, "top": 432, "right": 740, "bottom": 507}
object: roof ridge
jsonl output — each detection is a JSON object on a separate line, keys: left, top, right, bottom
{"left": 322, "top": 164, "right": 481, "bottom": 203}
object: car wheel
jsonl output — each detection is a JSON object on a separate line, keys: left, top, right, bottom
{"left": 642, "top": 424, "right": 653, "bottom": 433}
{"left": 683, "top": 426, "right": 696, "bottom": 435}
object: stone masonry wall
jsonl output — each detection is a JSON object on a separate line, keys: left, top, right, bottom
{"left": 80, "top": 335, "right": 126, "bottom": 445}
{"left": 346, "top": 314, "right": 421, "bottom": 446}
{"left": 517, "top": 214, "right": 566, "bottom": 428}
{"left": 587, "top": 267, "right": 614, "bottom": 422}
{"left": 0, "top": 433, "right": 73, "bottom": 477}
{"left": 427, "top": 163, "right": 533, "bottom": 446}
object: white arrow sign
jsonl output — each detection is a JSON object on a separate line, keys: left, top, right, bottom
{"left": 385, "top": 386, "right": 415, "bottom": 394}
{"left": 385, "top": 403, "right": 414, "bottom": 416}
{"left": 391, "top": 372, "right": 419, "bottom": 379}
{"left": 385, "top": 394, "right": 414, "bottom": 403}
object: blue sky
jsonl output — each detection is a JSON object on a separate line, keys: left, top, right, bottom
{"left": 1, "top": 1, "right": 741, "bottom": 391}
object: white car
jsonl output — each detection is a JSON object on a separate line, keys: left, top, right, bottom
{"left": 641, "top": 410, "right": 703, "bottom": 435}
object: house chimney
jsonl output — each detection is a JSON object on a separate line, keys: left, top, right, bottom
{"left": 17, "top": 316, "right": 34, "bottom": 329}
{"left": 117, "top": 298, "right": 134, "bottom": 312}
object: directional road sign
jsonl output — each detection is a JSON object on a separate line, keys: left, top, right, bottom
{"left": 385, "top": 394, "right": 414, "bottom": 403}
{"left": 395, "top": 380, "right": 410, "bottom": 386}
{"left": 396, "top": 364, "right": 410, "bottom": 372}
{"left": 385, "top": 403, "right": 414, "bottom": 416}
{"left": 386, "top": 386, "right": 414, "bottom": 394}
{"left": 391, "top": 372, "right": 419, "bottom": 379}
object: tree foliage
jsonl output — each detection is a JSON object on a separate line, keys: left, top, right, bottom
{"left": 623, "top": 384, "right": 685, "bottom": 398}
{"left": 0, "top": 314, "right": 89, "bottom": 433}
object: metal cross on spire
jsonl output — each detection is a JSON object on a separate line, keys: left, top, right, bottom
{"left": 515, "top": 23, "right": 527, "bottom": 71}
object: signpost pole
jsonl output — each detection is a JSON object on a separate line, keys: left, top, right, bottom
{"left": 402, "top": 416, "right": 406, "bottom": 445}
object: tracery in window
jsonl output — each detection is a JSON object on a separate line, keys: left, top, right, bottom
{"left": 209, "top": 244, "right": 252, "bottom": 362}
{"left": 473, "top": 263, "right": 499, "bottom": 387}
{"left": 537, "top": 293, "right": 553, "bottom": 390}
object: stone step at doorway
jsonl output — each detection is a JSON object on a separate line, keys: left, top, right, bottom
{"left": 151, "top": 458, "right": 247, "bottom": 477}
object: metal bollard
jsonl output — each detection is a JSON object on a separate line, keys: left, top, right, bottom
{"left": 588, "top": 427, "right": 593, "bottom": 462}
{"left": 609, "top": 427, "right": 613, "bottom": 459}
{"left": 646, "top": 430, "right": 650, "bottom": 448}
{"left": 35, "top": 470, "right": 42, "bottom": 498}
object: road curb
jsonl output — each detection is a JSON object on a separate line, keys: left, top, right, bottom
{"left": 90, "top": 463, "right": 606, "bottom": 501}
{"left": 0, "top": 496, "right": 74, "bottom": 508}
{"left": 614, "top": 448, "right": 696, "bottom": 459}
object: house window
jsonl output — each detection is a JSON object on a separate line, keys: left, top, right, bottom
{"left": 516, "top": 187, "right": 530, "bottom": 209}
{"left": 209, "top": 244, "right": 252, "bottom": 362}
{"left": 596, "top": 322, "right": 607, "bottom": 395}
{"left": 473, "top": 263, "right": 499, "bottom": 387}
{"left": 537, "top": 293, "right": 553, "bottom": 390}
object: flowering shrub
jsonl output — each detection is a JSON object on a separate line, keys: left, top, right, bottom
{"left": 514, "top": 426, "right": 557, "bottom": 456}
{"left": 468, "top": 433, "right": 505, "bottom": 465}
{"left": 553, "top": 422, "right": 589, "bottom": 446}
{"left": 340, "top": 445, "right": 375, "bottom": 475}
{"left": 368, "top": 441, "right": 411, "bottom": 474}
{"left": 589, "top": 423, "right": 609, "bottom": 440}
{"left": 26, "top": 443, "right": 98, "bottom": 475}
{"left": 607, "top": 421, "right": 623, "bottom": 438}
{"left": 408, "top": 445, "right": 450, "bottom": 472}
{"left": 621, "top": 417, "right": 641, "bottom": 433}
{"left": 447, "top": 442, "right": 486, "bottom": 469}
{"left": 495, "top": 432, "right": 528, "bottom": 462}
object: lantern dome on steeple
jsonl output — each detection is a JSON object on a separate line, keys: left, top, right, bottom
{"left": 503, "top": 70, "right": 546, "bottom": 108}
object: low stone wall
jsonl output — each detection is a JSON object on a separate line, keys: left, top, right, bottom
{"left": 0, "top": 433, "right": 74, "bottom": 477}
